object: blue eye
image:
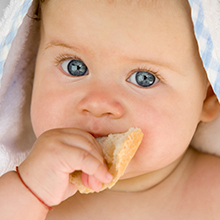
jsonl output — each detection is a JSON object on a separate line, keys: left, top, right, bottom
{"left": 61, "top": 59, "right": 88, "bottom": 76}
{"left": 128, "top": 71, "right": 158, "bottom": 87}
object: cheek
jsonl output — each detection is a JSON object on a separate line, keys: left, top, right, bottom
{"left": 31, "top": 95, "right": 55, "bottom": 137}
{"left": 30, "top": 85, "right": 72, "bottom": 137}
{"left": 130, "top": 96, "right": 201, "bottom": 170}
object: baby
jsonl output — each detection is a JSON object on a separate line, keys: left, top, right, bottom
{"left": 0, "top": 0, "right": 220, "bottom": 219}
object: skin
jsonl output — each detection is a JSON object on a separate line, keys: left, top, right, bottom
{"left": 1, "top": 0, "right": 219, "bottom": 219}
{"left": 32, "top": 0, "right": 209, "bottom": 190}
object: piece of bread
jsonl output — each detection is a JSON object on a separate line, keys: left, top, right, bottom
{"left": 69, "top": 127, "right": 143, "bottom": 193}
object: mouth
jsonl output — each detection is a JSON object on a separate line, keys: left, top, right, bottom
{"left": 89, "top": 129, "right": 124, "bottom": 139}
{"left": 89, "top": 129, "right": 128, "bottom": 139}
{"left": 84, "top": 124, "right": 128, "bottom": 139}
{"left": 90, "top": 132, "right": 108, "bottom": 139}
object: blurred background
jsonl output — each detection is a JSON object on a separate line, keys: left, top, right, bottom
{"left": 0, "top": 0, "right": 10, "bottom": 19}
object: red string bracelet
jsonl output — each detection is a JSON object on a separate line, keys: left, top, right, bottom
{"left": 16, "top": 166, "right": 53, "bottom": 211}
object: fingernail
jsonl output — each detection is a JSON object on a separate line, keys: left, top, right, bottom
{"left": 106, "top": 173, "right": 113, "bottom": 181}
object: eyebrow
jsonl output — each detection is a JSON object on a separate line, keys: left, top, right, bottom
{"left": 45, "top": 41, "right": 81, "bottom": 52}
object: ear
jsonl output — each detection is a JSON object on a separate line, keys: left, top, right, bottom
{"left": 200, "top": 85, "right": 220, "bottom": 122}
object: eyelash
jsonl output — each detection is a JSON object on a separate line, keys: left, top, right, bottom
{"left": 54, "top": 54, "right": 164, "bottom": 82}
{"left": 54, "top": 54, "right": 82, "bottom": 66}
{"left": 128, "top": 66, "right": 162, "bottom": 82}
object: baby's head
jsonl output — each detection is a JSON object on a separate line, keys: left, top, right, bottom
{"left": 31, "top": 0, "right": 219, "bottom": 178}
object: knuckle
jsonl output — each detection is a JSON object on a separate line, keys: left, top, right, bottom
{"left": 95, "top": 162, "right": 105, "bottom": 174}
{"left": 81, "top": 138, "right": 92, "bottom": 150}
{"left": 79, "top": 150, "right": 102, "bottom": 175}
{"left": 80, "top": 149, "right": 91, "bottom": 164}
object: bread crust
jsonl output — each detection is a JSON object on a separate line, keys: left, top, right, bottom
{"left": 69, "top": 128, "right": 143, "bottom": 194}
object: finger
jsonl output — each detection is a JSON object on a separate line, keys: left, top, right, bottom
{"left": 61, "top": 146, "right": 112, "bottom": 183}
{"left": 87, "top": 175, "right": 103, "bottom": 191}
{"left": 81, "top": 172, "right": 90, "bottom": 188}
{"left": 58, "top": 132, "right": 104, "bottom": 164}
{"left": 81, "top": 173, "right": 103, "bottom": 192}
{"left": 59, "top": 128, "right": 103, "bottom": 154}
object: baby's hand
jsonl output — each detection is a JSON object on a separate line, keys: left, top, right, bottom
{"left": 18, "top": 128, "right": 112, "bottom": 207}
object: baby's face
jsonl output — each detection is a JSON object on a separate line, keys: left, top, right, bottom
{"left": 32, "top": 0, "right": 208, "bottom": 178}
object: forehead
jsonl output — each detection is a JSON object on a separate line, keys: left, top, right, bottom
{"left": 41, "top": 0, "right": 190, "bottom": 17}
{"left": 41, "top": 0, "right": 193, "bottom": 45}
{"left": 40, "top": 0, "right": 187, "bottom": 6}
{"left": 40, "top": 0, "right": 198, "bottom": 73}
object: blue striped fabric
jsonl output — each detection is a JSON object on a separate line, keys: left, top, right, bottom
{"left": 189, "top": 0, "right": 220, "bottom": 101}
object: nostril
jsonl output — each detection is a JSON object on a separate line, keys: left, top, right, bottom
{"left": 77, "top": 92, "right": 125, "bottom": 119}
{"left": 82, "top": 109, "right": 117, "bottom": 118}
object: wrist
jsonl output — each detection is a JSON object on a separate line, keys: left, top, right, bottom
{"left": 16, "top": 166, "right": 53, "bottom": 211}
{"left": 0, "top": 171, "right": 49, "bottom": 219}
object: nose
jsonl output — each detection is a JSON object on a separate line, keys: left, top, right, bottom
{"left": 77, "top": 89, "right": 124, "bottom": 119}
